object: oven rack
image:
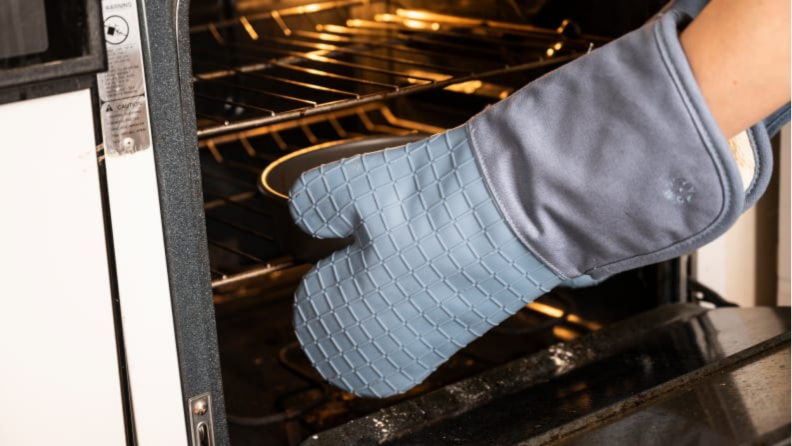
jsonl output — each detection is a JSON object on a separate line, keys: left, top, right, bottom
{"left": 202, "top": 103, "right": 441, "bottom": 293}
{"left": 190, "top": 0, "right": 602, "bottom": 138}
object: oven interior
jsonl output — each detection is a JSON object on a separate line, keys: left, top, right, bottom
{"left": 186, "top": 1, "right": 682, "bottom": 444}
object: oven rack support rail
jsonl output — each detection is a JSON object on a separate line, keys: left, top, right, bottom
{"left": 202, "top": 104, "right": 439, "bottom": 292}
{"left": 190, "top": 0, "right": 605, "bottom": 138}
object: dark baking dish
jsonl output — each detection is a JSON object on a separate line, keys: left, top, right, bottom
{"left": 259, "top": 133, "right": 429, "bottom": 261}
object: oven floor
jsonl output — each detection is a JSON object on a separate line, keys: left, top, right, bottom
{"left": 306, "top": 305, "right": 790, "bottom": 446}
{"left": 214, "top": 271, "right": 656, "bottom": 445}
{"left": 217, "top": 292, "right": 554, "bottom": 445}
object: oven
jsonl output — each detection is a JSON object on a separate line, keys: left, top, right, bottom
{"left": 1, "top": 0, "right": 789, "bottom": 445}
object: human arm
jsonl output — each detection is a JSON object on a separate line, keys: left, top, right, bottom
{"left": 680, "top": 0, "right": 790, "bottom": 139}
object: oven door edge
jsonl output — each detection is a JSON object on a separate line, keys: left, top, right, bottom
{"left": 101, "top": 0, "right": 230, "bottom": 444}
{"left": 142, "top": 0, "right": 230, "bottom": 443}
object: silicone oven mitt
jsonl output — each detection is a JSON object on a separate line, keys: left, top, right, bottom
{"left": 288, "top": 12, "right": 775, "bottom": 397}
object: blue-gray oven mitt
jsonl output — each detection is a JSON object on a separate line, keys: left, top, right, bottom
{"left": 288, "top": 12, "right": 768, "bottom": 397}
{"left": 562, "top": 0, "right": 790, "bottom": 292}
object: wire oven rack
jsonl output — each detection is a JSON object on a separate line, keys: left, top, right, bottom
{"left": 203, "top": 103, "right": 443, "bottom": 292}
{"left": 194, "top": 0, "right": 610, "bottom": 292}
{"left": 190, "top": 0, "right": 603, "bottom": 138}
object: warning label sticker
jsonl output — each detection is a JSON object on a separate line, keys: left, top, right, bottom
{"left": 97, "top": 0, "right": 152, "bottom": 156}
{"left": 100, "top": 97, "right": 151, "bottom": 155}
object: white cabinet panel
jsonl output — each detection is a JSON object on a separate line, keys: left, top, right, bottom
{"left": 0, "top": 90, "right": 127, "bottom": 445}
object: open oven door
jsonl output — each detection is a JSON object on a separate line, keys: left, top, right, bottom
{"left": 94, "top": 0, "right": 229, "bottom": 444}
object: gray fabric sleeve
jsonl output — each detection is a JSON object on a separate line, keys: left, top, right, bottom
{"left": 467, "top": 12, "right": 745, "bottom": 280}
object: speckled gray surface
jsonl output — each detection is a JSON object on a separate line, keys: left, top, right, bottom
{"left": 140, "top": 0, "right": 229, "bottom": 443}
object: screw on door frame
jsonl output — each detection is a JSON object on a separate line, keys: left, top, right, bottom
{"left": 188, "top": 393, "right": 214, "bottom": 446}
{"left": 193, "top": 399, "right": 208, "bottom": 416}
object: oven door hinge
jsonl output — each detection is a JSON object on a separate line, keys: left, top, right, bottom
{"left": 188, "top": 393, "right": 214, "bottom": 446}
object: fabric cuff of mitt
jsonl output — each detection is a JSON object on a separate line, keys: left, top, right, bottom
{"left": 466, "top": 11, "right": 759, "bottom": 281}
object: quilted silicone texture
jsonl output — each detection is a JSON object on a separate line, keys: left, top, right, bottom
{"left": 289, "top": 126, "right": 563, "bottom": 397}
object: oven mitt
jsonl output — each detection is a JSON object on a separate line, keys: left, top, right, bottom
{"left": 288, "top": 12, "right": 768, "bottom": 397}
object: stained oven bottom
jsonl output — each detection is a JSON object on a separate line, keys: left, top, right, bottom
{"left": 214, "top": 270, "right": 662, "bottom": 445}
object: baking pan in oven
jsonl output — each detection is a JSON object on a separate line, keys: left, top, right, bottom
{"left": 260, "top": 132, "right": 428, "bottom": 261}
